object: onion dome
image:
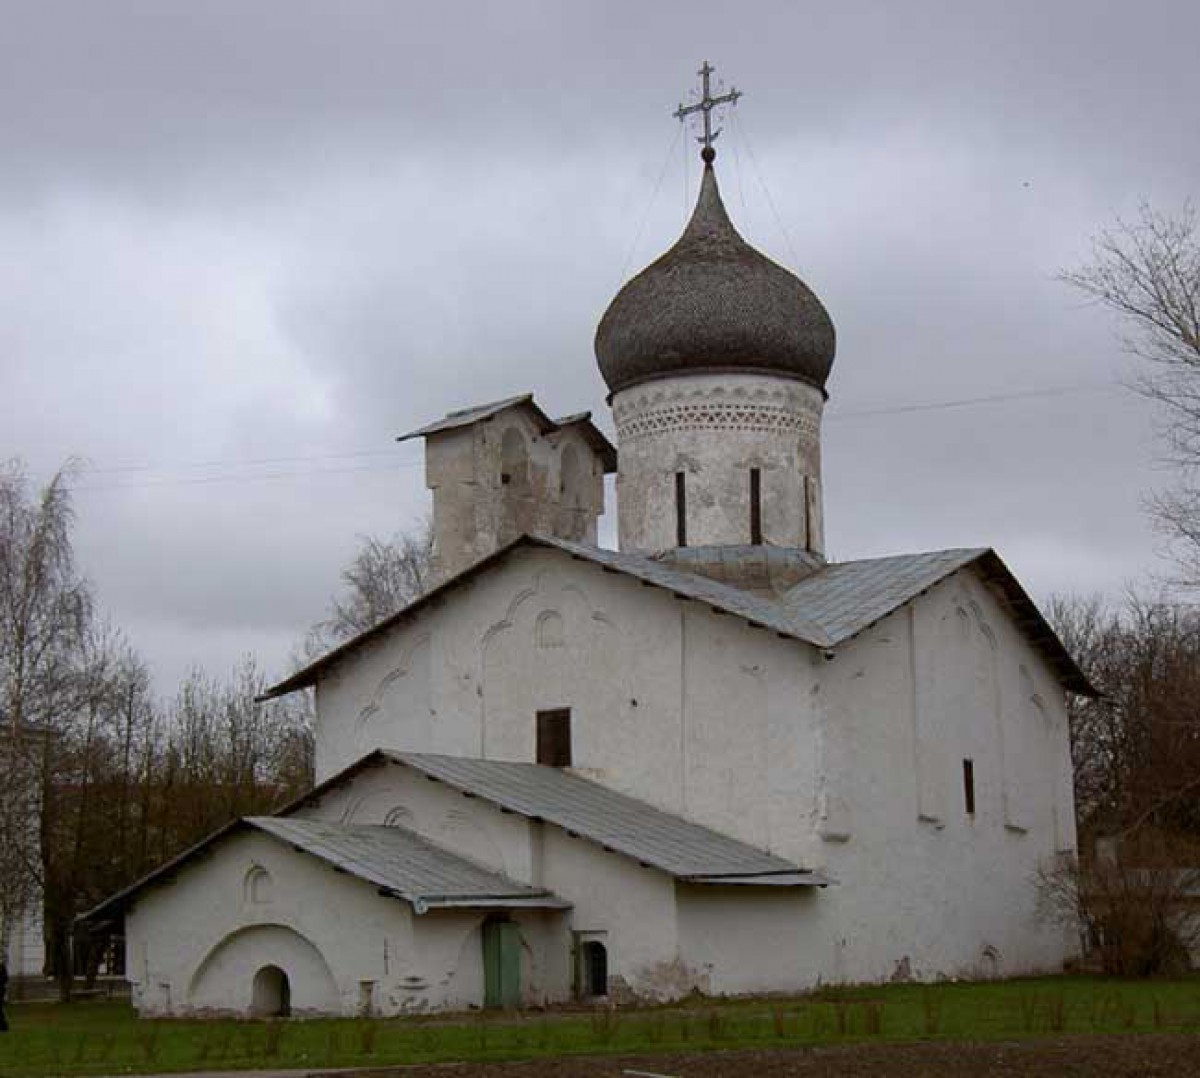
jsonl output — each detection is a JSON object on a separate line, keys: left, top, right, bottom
{"left": 595, "top": 154, "right": 836, "bottom": 396}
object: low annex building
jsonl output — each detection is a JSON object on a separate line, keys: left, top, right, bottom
{"left": 84, "top": 75, "right": 1093, "bottom": 1017}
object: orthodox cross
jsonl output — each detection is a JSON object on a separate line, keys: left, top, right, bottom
{"left": 673, "top": 61, "right": 742, "bottom": 159}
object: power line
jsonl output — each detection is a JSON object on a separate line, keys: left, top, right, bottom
{"left": 81, "top": 446, "right": 416, "bottom": 476}
{"left": 826, "top": 382, "right": 1117, "bottom": 422}
{"left": 69, "top": 458, "right": 423, "bottom": 494}
{"left": 52, "top": 381, "right": 1120, "bottom": 496}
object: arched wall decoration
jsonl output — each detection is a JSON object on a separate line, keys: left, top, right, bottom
{"left": 187, "top": 922, "right": 339, "bottom": 1012}
{"left": 479, "top": 571, "right": 615, "bottom": 757}
{"left": 339, "top": 793, "right": 368, "bottom": 825}
{"left": 479, "top": 583, "right": 541, "bottom": 652}
{"left": 535, "top": 610, "right": 565, "bottom": 648}
{"left": 383, "top": 806, "right": 414, "bottom": 827}
{"left": 244, "top": 865, "right": 273, "bottom": 906}
{"left": 355, "top": 632, "right": 432, "bottom": 728}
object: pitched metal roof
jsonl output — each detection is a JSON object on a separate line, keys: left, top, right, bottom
{"left": 396, "top": 394, "right": 545, "bottom": 440}
{"left": 396, "top": 395, "right": 617, "bottom": 472}
{"left": 247, "top": 817, "right": 568, "bottom": 912}
{"left": 261, "top": 534, "right": 1094, "bottom": 699}
{"left": 79, "top": 815, "right": 568, "bottom": 926}
{"left": 776, "top": 548, "right": 986, "bottom": 644}
{"left": 382, "top": 751, "right": 829, "bottom": 884}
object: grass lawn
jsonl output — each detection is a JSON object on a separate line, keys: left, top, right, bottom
{"left": 2, "top": 976, "right": 1199, "bottom": 1076}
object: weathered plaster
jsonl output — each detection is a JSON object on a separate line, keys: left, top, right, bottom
{"left": 423, "top": 403, "right": 607, "bottom": 580}
{"left": 612, "top": 373, "right": 826, "bottom": 555}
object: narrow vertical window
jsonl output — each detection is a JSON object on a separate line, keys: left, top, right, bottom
{"left": 802, "top": 475, "right": 812, "bottom": 553}
{"left": 963, "top": 758, "right": 976, "bottom": 815}
{"left": 675, "top": 471, "right": 687, "bottom": 547}
{"left": 537, "top": 709, "right": 572, "bottom": 767}
{"left": 749, "top": 468, "right": 763, "bottom": 545}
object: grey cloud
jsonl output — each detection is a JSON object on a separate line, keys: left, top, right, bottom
{"left": 4, "top": 0, "right": 1195, "bottom": 695}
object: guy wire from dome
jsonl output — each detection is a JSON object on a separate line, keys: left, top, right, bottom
{"left": 594, "top": 63, "right": 836, "bottom": 398}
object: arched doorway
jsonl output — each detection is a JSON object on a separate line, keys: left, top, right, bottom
{"left": 189, "top": 923, "right": 340, "bottom": 1016}
{"left": 251, "top": 965, "right": 291, "bottom": 1017}
{"left": 581, "top": 941, "right": 608, "bottom": 998}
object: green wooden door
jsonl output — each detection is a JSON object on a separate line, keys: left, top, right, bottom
{"left": 482, "top": 919, "right": 521, "bottom": 1008}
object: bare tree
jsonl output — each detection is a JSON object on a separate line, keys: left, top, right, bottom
{"left": 1039, "top": 831, "right": 1200, "bottom": 976}
{"left": 1062, "top": 203, "right": 1200, "bottom": 580}
{"left": 308, "top": 520, "right": 434, "bottom": 651}
{"left": 0, "top": 460, "right": 319, "bottom": 994}
{"left": 0, "top": 461, "right": 91, "bottom": 979}
{"left": 1048, "top": 592, "right": 1200, "bottom": 843}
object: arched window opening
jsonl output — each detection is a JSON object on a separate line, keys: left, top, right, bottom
{"left": 560, "top": 444, "right": 584, "bottom": 508}
{"left": 536, "top": 610, "right": 565, "bottom": 649}
{"left": 500, "top": 427, "right": 530, "bottom": 493}
{"left": 581, "top": 941, "right": 608, "bottom": 998}
{"left": 251, "top": 964, "right": 291, "bottom": 1017}
{"left": 244, "top": 865, "right": 273, "bottom": 906}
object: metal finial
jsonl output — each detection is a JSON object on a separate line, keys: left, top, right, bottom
{"left": 673, "top": 61, "right": 742, "bottom": 161}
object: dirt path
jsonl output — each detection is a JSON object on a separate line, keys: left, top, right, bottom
{"left": 320, "top": 1033, "right": 1200, "bottom": 1076}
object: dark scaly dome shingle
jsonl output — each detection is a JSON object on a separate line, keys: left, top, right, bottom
{"left": 594, "top": 160, "right": 836, "bottom": 395}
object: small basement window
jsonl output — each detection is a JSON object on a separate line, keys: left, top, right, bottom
{"left": 963, "top": 758, "right": 976, "bottom": 816}
{"left": 537, "top": 709, "right": 572, "bottom": 767}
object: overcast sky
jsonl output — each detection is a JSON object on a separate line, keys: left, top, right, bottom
{"left": 4, "top": 1, "right": 1196, "bottom": 696}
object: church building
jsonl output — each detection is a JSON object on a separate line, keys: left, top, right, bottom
{"left": 85, "top": 71, "right": 1091, "bottom": 1017}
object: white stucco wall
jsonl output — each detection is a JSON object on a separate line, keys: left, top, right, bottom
{"left": 676, "top": 885, "right": 822, "bottom": 996}
{"left": 296, "top": 761, "right": 682, "bottom": 1001}
{"left": 811, "top": 568, "right": 1079, "bottom": 983}
{"left": 124, "top": 827, "right": 564, "bottom": 1017}
{"left": 300, "top": 543, "right": 1079, "bottom": 1002}
{"left": 315, "top": 547, "right": 821, "bottom": 866}
{"left": 424, "top": 403, "right": 607, "bottom": 580}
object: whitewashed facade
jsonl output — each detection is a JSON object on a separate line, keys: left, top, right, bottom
{"left": 92, "top": 146, "right": 1090, "bottom": 1017}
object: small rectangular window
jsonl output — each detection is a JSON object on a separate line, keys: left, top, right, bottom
{"left": 675, "top": 472, "right": 687, "bottom": 547}
{"left": 963, "top": 758, "right": 976, "bottom": 815}
{"left": 537, "top": 709, "right": 572, "bottom": 767}
{"left": 750, "top": 468, "right": 763, "bottom": 545}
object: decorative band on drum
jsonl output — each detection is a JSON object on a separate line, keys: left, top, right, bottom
{"left": 616, "top": 402, "right": 819, "bottom": 442}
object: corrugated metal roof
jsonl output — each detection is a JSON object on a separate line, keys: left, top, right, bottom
{"left": 79, "top": 815, "right": 569, "bottom": 925}
{"left": 396, "top": 397, "right": 617, "bottom": 471}
{"left": 261, "top": 534, "right": 1094, "bottom": 699}
{"left": 247, "top": 817, "right": 568, "bottom": 912}
{"left": 533, "top": 534, "right": 832, "bottom": 642}
{"left": 776, "top": 548, "right": 986, "bottom": 645}
{"left": 385, "top": 751, "right": 825, "bottom": 883}
{"left": 687, "top": 873, "right": 832, "bottom": 886}
{"left": 396, "top": 394, "right": 542, "bottom": 441}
